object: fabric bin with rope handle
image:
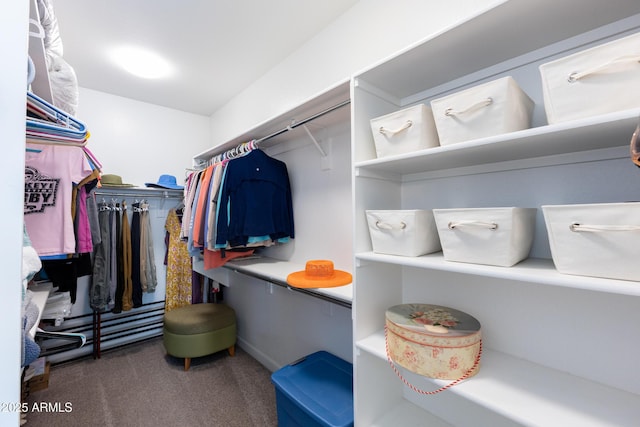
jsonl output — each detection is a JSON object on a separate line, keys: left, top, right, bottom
{"left": 430, "top": 76, "right": 534, "bottom": 146}
{"left": 366, "top": 209, "right": 441, "bottom": 257}
{"left": 433, "top": 207, "right": 537, "bottom": 267}
{"left": 539, "top": 31, "right": 640, "bottom": 124}
{"left": 369, "top": 103, "right": 440, "bottom": 158}
{"left": 385, "top": 304, "right": 482, "bottom": 394}
{"left": 542, "top": 202, "right": 640, "bottom": 281}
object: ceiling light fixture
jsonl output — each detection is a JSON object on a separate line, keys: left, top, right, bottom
{"left": 109, "top": 45, "right": 173, "bottom": 79}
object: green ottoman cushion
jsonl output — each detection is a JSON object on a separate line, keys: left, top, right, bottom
{"left": 164, "top": 303, "right": 236, "bottom": 335}
{"left": 163, "top": 303, "right": 237, "bottom": 370}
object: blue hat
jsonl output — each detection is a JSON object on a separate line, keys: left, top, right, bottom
{"left": 145, "top": 174, "right": 183, "bottom": 190}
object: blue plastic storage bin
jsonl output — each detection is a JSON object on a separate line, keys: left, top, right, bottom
{"left": 271, "top": 351, "right": 354, "bottom": 427}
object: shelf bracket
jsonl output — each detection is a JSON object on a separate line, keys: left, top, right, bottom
{"left": 300, "top": 123, "right": 327, "bottom": 157}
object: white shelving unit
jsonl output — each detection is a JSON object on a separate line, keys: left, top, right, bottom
{"left": 351, "top": 1, "right": 640, "bottom": 426}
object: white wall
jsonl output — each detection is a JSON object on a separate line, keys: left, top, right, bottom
{"left": 75, "top": 88, "right": 211, "bottom": 188}
{"left": 2, "top": 2, "right": 29, "bottom": 425}
{"left": 208, "top": 0, "right": 505, "bottom": 145}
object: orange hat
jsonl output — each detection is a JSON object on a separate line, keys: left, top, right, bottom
{"left": 286, "top": 260, "right": 352, "bottom": 288}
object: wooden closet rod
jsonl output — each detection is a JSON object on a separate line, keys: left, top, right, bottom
{"left": 256, "top": 99, "right": 351, "bottom": 143}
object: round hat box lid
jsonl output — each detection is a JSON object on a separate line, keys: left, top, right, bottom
{"left": 385, "top": 303, "right": 481, "bottom": 337}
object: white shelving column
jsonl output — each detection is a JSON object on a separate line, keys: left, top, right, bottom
{"left": 351, "top": 1, "right": 640, "bottom": 425}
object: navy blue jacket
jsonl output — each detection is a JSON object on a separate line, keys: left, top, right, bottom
{"left": 215, "top": 149, "right": 294, "bottom": 248}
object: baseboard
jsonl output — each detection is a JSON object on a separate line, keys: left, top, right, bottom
{"left": 236, "top": 336, "right": 281, "bottom": 373}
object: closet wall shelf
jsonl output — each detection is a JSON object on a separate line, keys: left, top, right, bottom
{"left": 355, "top": 108, "right": 639, "bottom": 177}
{"left": 356, "top": 330, "right": 640, "bottom": 427}
{"left": 193, "top": 80, "right": 350, "bottom": 164}
{"left": 355, "top": 3, "right": 640, "bottom": 106}
{"left": 192, "top": 257, "right": 352, "bottom": 308}
{"left": 356, "top": 252, "right": 640, "bottom": 297}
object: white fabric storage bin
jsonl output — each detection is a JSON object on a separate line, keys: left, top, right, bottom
{"left": 539, "top": 31, "right": 640, "bottom": 124}
{"left": 369, "top": 104, "right": 439, "bottom": 158}
{"left": 542, "top": 202, "right": 640, "bottom": 281}
{"left": 433, "top": 207, "right": 537, "bottom": 267}
{"left": 366, "top": 210, "right": 441, "bottom": 257}
{"left": 430, "top": 76, "right": 534, "bottom": 146}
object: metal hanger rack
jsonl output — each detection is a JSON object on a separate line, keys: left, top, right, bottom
{"left": 255, "top": 99, "right": 351, "bottom": 157}
{"left": 94, "top": 189, "right": 183, "bottom": 199}
{"left": 194, "top": 98, "right": 350, "bottom": 168}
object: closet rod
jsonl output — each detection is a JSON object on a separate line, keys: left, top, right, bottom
{"left": 194, "top": 98, "right": 350, "bottom": 166}
{"left": 256, "top": 98, "right": 351, "bottom": 143}
{"left": 94, "top": 190, "right": 183, "bottom": 199}
{"left": 223, "top": 264, "right": 352, "bottom": 309}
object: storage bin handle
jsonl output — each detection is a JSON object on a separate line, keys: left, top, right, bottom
{"left": 379, "top": 120, "right": 413, "bottom": 136}
{"left": 376, "top": 220, "right": 407, "bottom": 230}
{"left": 448, "top": 220, "right": 498, "bottom": 230}
{"left": 569, "top": 223, "right": 640, "bottom": 232}
{"left": 385, "top": 325, "right": 482, "bottom": 395}
{"left": 444, "top": 98, "right": 493, "bottom": 117}
{"left": 568, "top": 55, "right": 640, "bottom": 82}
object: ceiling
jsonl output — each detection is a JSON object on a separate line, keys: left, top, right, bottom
{"left": 51, "top": 0, "right": 360, "bottom": 116}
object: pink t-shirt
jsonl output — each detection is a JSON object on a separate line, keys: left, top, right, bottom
{"left": 24, "top": 144, "right": 93, "bottom": 256}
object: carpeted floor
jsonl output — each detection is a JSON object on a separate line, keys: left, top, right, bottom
{"left": 24, "top": 337, "right": 278, "bottom": 426}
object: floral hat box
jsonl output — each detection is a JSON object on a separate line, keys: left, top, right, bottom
{"left": 385, "top": 304, "right": 482, "bottom": 380}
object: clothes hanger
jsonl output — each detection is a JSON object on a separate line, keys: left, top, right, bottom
{"left": 35, "top": 329, "right": 86, "bottom": 356}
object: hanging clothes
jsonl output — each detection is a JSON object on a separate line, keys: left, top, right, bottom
{"left": 206, "top": 162, "right": 225, "bottom": 250}
{"left": 113, "top": 202, "right": 124, "bottom": 313}
{"left": 24, "top": 144, "right": 93, "bottom": 256}
{"left": 74, "top": 185, "right": 93, "bottom": 253}
{"left": 192, "top": 165, "right": 214, "bottom": 248}
{"left": 90, "top": 204, "right": 111, "bottom": 310}
{"left": 179, "top": 143, "right": 294, "bottom": 269}
{"left": 215, "top": 149, "right": 294, "bottom": 248}
{"left": 191, "top": 271, "right": 204, "bottom": 304}
{"left": 121, "top": 202, "right": 133, "bottom": 311}
{"left": 130, "top": 202, "right": 143, "bottom": 308}
{"left": 164, "top": 208, "right": 192, "bottom": 312}
{"left": 40, "top": 256, "right": 91, "bottom": 304}
{"left": 186, "top": 172, "right": 205, "bottom": 256}
{"left": 85, "top": 186, "right": 101, "bottom": 248}
{"left": 108, "top": 202, "right": 117, "bottom": 310}
{"left": 140, "top": 202, "right": 158, "bottom": 293}
{"left": 181, "top": 170, "right": 202, "bottom": 241}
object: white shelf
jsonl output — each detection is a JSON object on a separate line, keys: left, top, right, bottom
{"left": 194, "top": 256, "right": 353, "bottom": 304}
{"left": 355, "top": 109, "right": 639, "bottom": 176}
{"left": 193, "top": 80, "right": 350, "bottom": 162}
{"left": 370, "top": 400, "right": 453, "bottom": 427}
{"left": 356, "top": 252, "right": 640, "bottom": 297}
{"left": 357, "top": 330, "right": 640, "bottom": 427}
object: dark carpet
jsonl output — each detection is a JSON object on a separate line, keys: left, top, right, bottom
{"left": 24, "top": 337, "right": 278, "bottom": 426}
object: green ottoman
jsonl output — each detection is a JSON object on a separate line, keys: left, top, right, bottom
{"left": 163, "top": 303, "right": 237, "bottom": 371}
